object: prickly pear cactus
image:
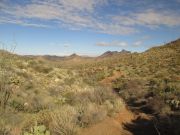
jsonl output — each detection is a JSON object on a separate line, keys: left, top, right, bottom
{"left": 24, "top": 125, "right": 50, "bottom": 135}
{"left": 166, "top": 99, "right": 180, "bottom": 110}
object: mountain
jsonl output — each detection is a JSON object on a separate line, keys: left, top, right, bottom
{"left": 67, "top": 53, "right": 81, "bottom": 59}
{"left": 69, "top": 53, "right": 79, "bottom": 57}
{"left": 99, "top": 51, "right": 119, "bottom": 58}
{"left": 120, "top": 49, "right": 131, "bottom": 54}
{"left": 99, "top": 49, "right": 131, "bottom": 58}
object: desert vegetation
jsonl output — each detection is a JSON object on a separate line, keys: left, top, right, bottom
{"left": 0, "top": 39, "right": 180, "bottom": 135}
{"left": 0, "top": 46, "right": 124, "bottom": 135}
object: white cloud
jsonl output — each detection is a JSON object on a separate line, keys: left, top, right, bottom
{"left": 0, "top": 0, "right": 179, "bottom": 35}
{"left": 56, "top": 0, "right": 106, "bottom": 12}
{"left": 96, "top": 41, "right": 128, "bottom": 47}
{"left": 112, "top": 9, "right": 180, "bottom": 28}
{"left": 135, "top": 10, "right": 180, "bottom": 27}
{"left": 0, "top": 16, "right": 49, "bottom": 28}
{"left": 0, "top": 0, "right": 136, "bottom": 35}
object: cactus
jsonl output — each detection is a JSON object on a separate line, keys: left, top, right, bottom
{"left": 166, "top": 99, "right": 180, "bottom": 110}
{"left": 23, "top": 125, "right": 50, "bottom": 135}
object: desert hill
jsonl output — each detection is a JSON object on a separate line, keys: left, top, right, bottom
{"left": 0, "top": 38, "right": 179, "bottom": 135}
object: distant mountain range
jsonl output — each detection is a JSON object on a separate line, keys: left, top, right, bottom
{"left": 98, "top": 49, "right": 131, "bottom": 58}
{"left": 24, "top": 49, "right": 131, "bottom": 62}
{"left": 1, "top": 39, "right": 179, "bottom": 62}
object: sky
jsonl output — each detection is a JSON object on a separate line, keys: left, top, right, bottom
{"left": 0, "top": 0, "right": 180, "bottom": 56}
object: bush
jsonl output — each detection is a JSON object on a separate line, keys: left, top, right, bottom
{"left": 89, "top": 86, "right": 115, "bottom": 105}
{"left": 0, "top": 50, "right": 15, "bottom": 110}
{"left": 148, "top": 96, "right": 171, "bottom": 114}
{"left": 113, "top": 78, "right": 147, "bottom": 101}
{"left": 21, "top": 110, "right": 52, "bottom": 134}
{"left": 76, "top": 103, "right": 107, "bottom": 127}
{"left": 0, "top": 119, "right": 10, "bottom": 135}
{"left": 50, "top": 106, "right": 79, "bottom": 135}
{"left": 29, "top": 60, "right": 53, "bottom": 74}
{"left": 10, "top": 99, "right": 25, "bottom": 112}
{"left": 103, "top": 98, "right": 124, "bottom": 116}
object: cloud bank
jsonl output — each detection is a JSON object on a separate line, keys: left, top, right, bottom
{"left": 0, "top": 0, "right": 180, "bottom": 35}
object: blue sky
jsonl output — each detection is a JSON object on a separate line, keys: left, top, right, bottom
{"left": 0, "top": 0, "right": 180, "bottom": 56}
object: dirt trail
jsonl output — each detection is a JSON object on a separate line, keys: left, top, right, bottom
{"left": 79, "top": 106, "right": 157, "bottom": 135}
{"left": 79, "top": 107, "right": 133, "bottom": 135}
{"left": 100, "top": 71, "right": 123, "bottom": 85}
{"left": 80, "top": 71, "right": 158, "bottom": 135}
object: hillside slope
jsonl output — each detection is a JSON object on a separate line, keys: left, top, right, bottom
{"left": 0, "top": 38, "right": 179, "bottom": 135}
